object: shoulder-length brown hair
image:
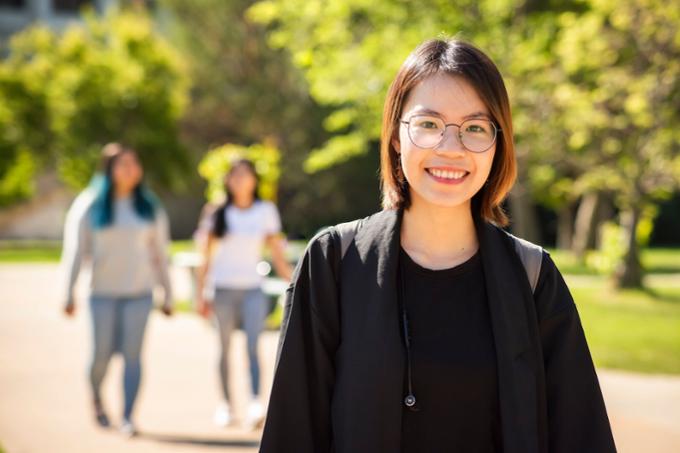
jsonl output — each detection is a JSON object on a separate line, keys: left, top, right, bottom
{"left": 380, "top": 38, "right": 516, "bottom": 226}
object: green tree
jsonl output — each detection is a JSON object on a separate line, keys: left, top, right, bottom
{"left": 550, "top": 0, "right": 680, "bottom": 287}
{"left": 246, "top": 0, "right": 460, "bottom": 172}
{"left": 246, "top": 0, "right": 584, "bottom": 242}
{"left": 0, "top": 28, "right": 51, "bottom": 206}
{"left": 198, "top": 141, "right": 281, "bottom": 203}
{"left": 248, "top": 0, "right": 680, "bottom": 287}
{"left": 160, "top": 0, "right": 382, "bottom": 236}
{"left": 0, "top": 8, "right": 190, "bottom": 204}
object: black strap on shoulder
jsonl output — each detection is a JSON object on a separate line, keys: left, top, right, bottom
{"left": 507, "top": 233, "right": 543, "bottom": 294}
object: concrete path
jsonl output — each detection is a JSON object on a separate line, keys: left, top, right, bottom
{"left": 1, "top": 263, "right": 679, "bottom": 452}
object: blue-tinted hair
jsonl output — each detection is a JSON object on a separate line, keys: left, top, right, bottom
{"left": 89, "top": 144, "right": 158, "bottom": 229}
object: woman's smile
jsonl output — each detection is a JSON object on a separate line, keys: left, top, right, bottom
{"left": 425, "top": 166, "right": 470, "bottom": 185}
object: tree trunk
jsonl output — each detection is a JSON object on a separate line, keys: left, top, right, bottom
{"left": 508, "top": 184, "right": 541, "bottom": 244}
{"left": 556, "top": 203, "right": 575, "bottom": 250}
{"left": 571, "top": 192, "right": 602, "bottom": 260}
{"left": 593, "top": 194, "right": 615, "bottom": 249}
{"left": 614, "top": 206, "right": 644, "bottom": 288}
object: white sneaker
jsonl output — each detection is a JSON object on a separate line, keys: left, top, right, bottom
{"left": 119, "top": 419, "right": 137, "bottom": 438}
{"left": 244, "top": 400, "right": 265, "bottom": 430}
{"left": 213, "top": 401, "right": 233, "bottom": 427}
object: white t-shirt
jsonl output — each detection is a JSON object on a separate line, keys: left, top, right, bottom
{"left": 208, "top": 200, "right": 282, "bottom": 290}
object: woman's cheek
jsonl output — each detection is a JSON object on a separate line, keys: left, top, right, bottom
{"left": 476, "top": 152, "right": 495, "bottom": 189}
{"left": 401, "top": 151, "right": 420, "bottom": 184}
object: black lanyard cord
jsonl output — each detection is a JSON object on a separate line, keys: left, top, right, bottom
{"left": 399, "top": 260, "right": 419, "bottom": 411}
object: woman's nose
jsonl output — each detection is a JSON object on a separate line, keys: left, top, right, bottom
{"left": 435, "top": 127, "right": 467, "bottom": 155}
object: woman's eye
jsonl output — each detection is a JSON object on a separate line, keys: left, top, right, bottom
{"left": 416, "top": 121, "right": 439, "bottom": 130}
{"left": 466, "top": 124, "right": 487, "bottom": 133}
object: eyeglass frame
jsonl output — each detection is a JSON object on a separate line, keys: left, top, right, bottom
{"left": 399, "top": 115, "right": 502, "bottom": 153}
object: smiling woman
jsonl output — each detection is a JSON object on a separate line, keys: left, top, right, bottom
{"left": 381, "top": 39, "right": 516, "bottom": 227}
{"left": 260, "top": 38, "right": 617, "bottom": 453}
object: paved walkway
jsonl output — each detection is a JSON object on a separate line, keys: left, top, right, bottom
{"left": 1, "top": 263, "right": 679, "bottom": 452}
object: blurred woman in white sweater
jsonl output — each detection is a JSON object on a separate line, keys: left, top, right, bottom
{"left": 60, "top": 143, "right": 173, "bottom": 437}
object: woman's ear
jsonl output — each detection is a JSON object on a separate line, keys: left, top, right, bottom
{"left": 392, "top": 135, "right": 401, "bottom": 153}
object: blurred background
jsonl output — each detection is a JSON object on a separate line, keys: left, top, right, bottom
{"left": 0, "top": 0, "right": 678, "bottom": 452}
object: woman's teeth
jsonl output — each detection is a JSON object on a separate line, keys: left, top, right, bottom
{"left": 427, "top": 168, "right": 469, "bottom": 180}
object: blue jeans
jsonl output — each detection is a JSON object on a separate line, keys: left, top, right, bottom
{"left": 213, "top": 287, "right": 268, "bottom": 402}
{"left": 89, "top": 293, "right": 152, "bottom": 420}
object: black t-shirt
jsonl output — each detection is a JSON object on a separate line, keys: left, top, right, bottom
{"left": 398, "top": 245, "right": 502, "bottom": 453}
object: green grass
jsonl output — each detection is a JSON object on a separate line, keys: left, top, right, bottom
{"left": 0, "top": 240, "right": 62, "bottom": 262}
{"left": 569, "top": 277, "right": 680, "bottom": 375}
{"left": 548, "top": 247, "right": 680, "bottom": 275}
{"left": 0, "top": 240, "right": 306, "bottom": 263}
{"left": 641, "top": 248, "right": 680, "bottom": 274}
{"left": 169, "top": 240, "right": 195, "bottom": 255}
{"left": 0, "top": 239, "right": 198, "bottom": 262}
{"left": 546, "top": 248, "right": 592, "bottom": 274}
{"left": 172, "top": 299, "right": 194, "bottom": 313}
{"left": 0, "top": 239, "right": 303, "bottom": 263}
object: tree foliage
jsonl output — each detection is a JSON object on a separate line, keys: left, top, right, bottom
{"left": 160, "top": 0, "right": 381, "bottom": 237}
{"left": 198, "top": 141, "right": 281, "bottom": 203}
{"left": 0, "top": 8, "right": 190, "bottom": 206}
{"left": 248, "top": 0, "right": 680, "bottom": 286}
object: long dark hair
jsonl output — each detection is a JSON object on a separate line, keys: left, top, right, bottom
{"left": 90, "top": 143, "right": 158, "bottom": 229}
{"left": 212, "top": 158, "right": 261, "bottom": 238}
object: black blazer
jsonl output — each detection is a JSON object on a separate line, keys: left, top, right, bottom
{"left": 260, "top": 207, "right": 617, "bottom": 453}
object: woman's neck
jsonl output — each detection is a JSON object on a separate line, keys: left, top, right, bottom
{"left": 114, "top": 186, "right": 134, "bottom": 199}
{"left": 232, "top": 194, "right": 254, "bottom": 209}
{"left": 400, "top": 194, "right": 479, "bottom": 270}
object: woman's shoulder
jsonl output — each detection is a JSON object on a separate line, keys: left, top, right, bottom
{"left": 304, "top": 225, "right": 338, "bottom": 256}
{"left": 256, "top": 199, "right": 277, "bottom": 210}
{"left": 298, "top": 209, "right": 391, "bottom": 261}
{"left": 66, "top": 188, "right": 98, "bottom": 224}
{"left": 310, "top": 209, "right": 394, "bottom": 250}
{"left": 533, "top": 250, "right": 576, "bottom": 319}
{"left": 251, "top": 199, "right": 279, "bottom": 217}
{"left": 329, "top": 209, "right": 391, "bottom": 233}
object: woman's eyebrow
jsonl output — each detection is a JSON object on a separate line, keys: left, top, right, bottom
{"left": 409, "top": 107, "right": 443, "bottom": 117}
{"left": 462, "top": 111, "right": 491, "bottom": 120}
{"left": 407, "top": 108, "right": 491, "bottom": 120}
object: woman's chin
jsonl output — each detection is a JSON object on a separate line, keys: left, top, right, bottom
{"left": 411, "top": 189, "right": 473, "bottom": 210}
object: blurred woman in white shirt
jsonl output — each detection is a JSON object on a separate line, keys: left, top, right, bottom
{"left": 196, "top": 158, "right": 292, "bottom": 429}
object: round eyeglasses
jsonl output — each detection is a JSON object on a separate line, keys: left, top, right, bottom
{"left": 400, "top": 115, "right": 500, "bottom": 153}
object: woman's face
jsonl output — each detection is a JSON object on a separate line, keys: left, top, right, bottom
{"left": 112, "top": 151, "right": 143, "bottom": 193}
{"left": 226, "top": 163, "right": 257, "bottom": 201}
{"left": 393, "top": 73, "right": 496, "bottom": 210}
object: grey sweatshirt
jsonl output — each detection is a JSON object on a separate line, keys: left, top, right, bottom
{"left": 60, "top": 189, "right": 173, "bottom": 306}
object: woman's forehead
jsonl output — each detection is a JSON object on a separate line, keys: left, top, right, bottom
{"left": 403, "top": 73, "right": 489, "bottom": 120}
{"left": 117, "top": 151, "right": 139, "bottom": 164}
{"left": 230, "top": 164, "right": 254, "bottom": 176}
